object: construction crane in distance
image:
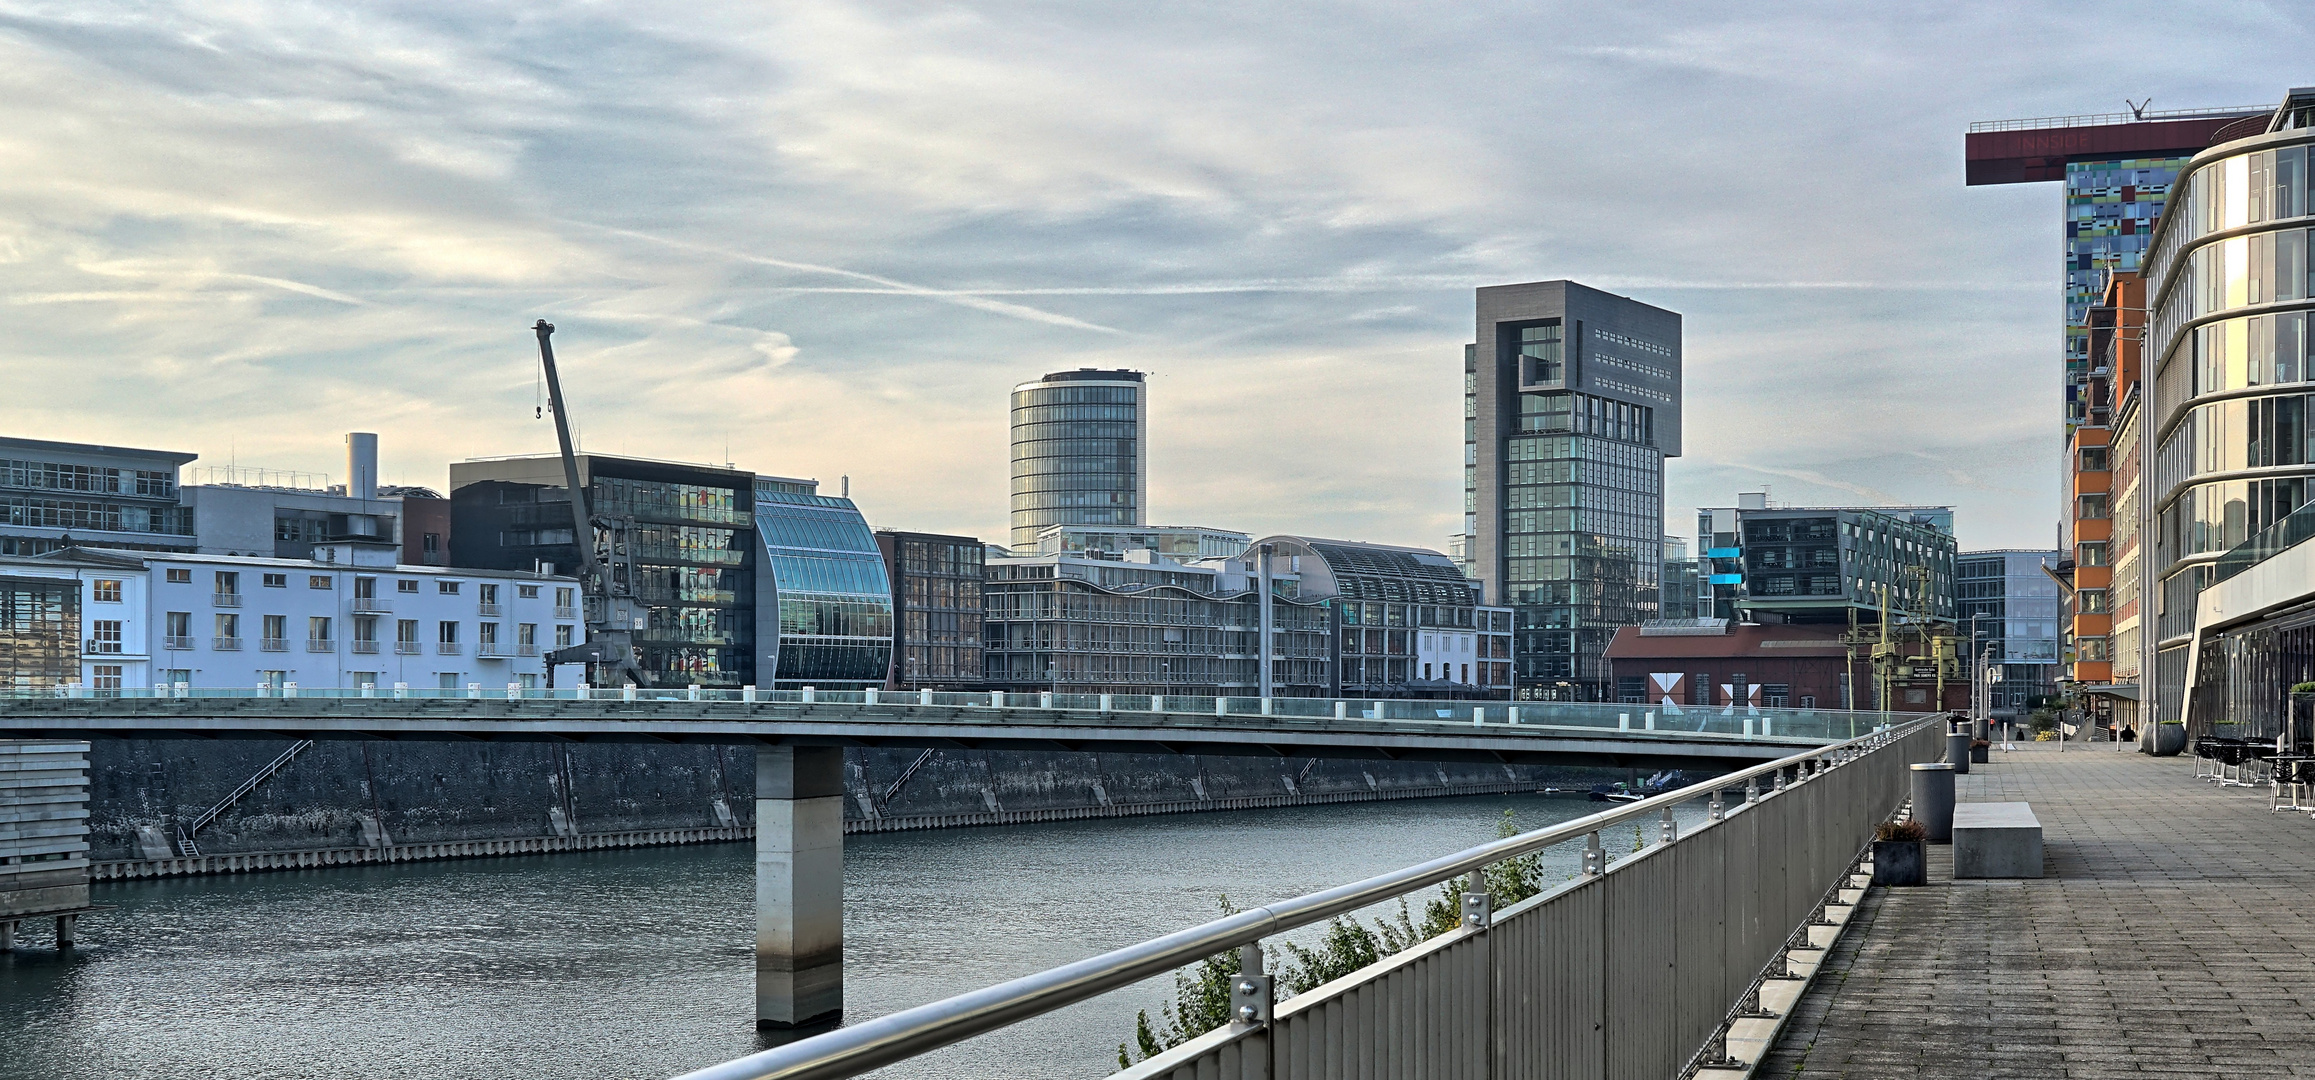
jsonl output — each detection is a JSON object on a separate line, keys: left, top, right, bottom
{"left": 533, "top": 319, "right": 652, "bottom": 688}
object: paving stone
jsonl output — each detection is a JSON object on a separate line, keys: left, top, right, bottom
{"left": 1757, "top": 745, "right": 2315, "bottom": 1078}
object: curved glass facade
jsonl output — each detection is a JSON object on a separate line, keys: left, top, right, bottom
{"left": 2145, "top": 126, "right": 2315, "bottom": 659}
{"left": 1009, "top": 371, "right": 1145, "bottom": 549}
{"left": 753, "top": 483, "right": 892, "bottom": 687}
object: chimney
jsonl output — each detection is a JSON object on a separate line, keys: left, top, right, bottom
{"left": 346, "top": 432, "right": 378, "bottom": 500}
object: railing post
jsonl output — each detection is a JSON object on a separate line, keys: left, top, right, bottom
{"left": 1745, "top": 776, "right": 1759, "bottom": 804}
{"left": 1659, "top": 806, "right": 1676, "bottom": 845}
{"left": 1709, "top": 787, "right": 1725, "bottom": 821}
{"left": 1231, "top": 941, "right": 1274, "bottom": 1079}
{"left": 1582, "top": 831, "right": 1603, "bottom": 877}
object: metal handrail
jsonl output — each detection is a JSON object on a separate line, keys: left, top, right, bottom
{"left": 668, "top": 716, "right": 1940, "bottom": 1080}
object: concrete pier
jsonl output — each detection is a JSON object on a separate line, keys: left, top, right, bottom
{"left": 755, "top": 746, "right": 845, "bottom": 1029}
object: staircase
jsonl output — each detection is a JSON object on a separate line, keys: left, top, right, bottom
{"left": 175, "top": 740, "right": 316, "bottom": 856}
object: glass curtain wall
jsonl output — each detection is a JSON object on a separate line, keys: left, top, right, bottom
{"left": 756, "top": 485, "right": 893, "bottom": 687}
{"left": 1501, "top": 409, "right": 1662, "bottom": 697}
{"left": 1009, "top": 372, "right": 1144, "bottom": 549}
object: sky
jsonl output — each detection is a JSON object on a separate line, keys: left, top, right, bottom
{"left": 4, "top": 2, "right": 2311, "bottom": 554}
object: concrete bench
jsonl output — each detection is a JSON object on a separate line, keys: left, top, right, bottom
{"left": 1953, "top": 802, "right": 2043, "bottom": 879}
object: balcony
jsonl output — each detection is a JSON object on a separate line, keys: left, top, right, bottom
{"left": 212, "top": 593, "right": 242, "bottom": 608}
{"left": 479, "top": 603, "right": 504, "bottom": 617}
{"left": 395, "top": 641, "right": 422, "bottom": 655}
{"left": 477, "top": 642, "right": 508, "bottom": 657}
{"left": 518, "top": 643, "right": 540, "bottom": 657}
{"left": 213, "top": 637, "right": 243, "bottom": 651}
{"left": 306, "top": 638, "right": 334, "bottom": 653}
{"left": 351, "top": 597, "right": 391, "bottom": 613}
{"left": 554, "top": 606, "right": 578, "bottom": 620}
{"left": 164, "top": 635, "right": 194, "bottom": 651}
{"left": 437, "top": 642, "right": 462, "bottom": 655}
{"left": 260, "top": 637, "right": 289, "bottom": 652}
{"left": 352, "top": 640, "right": 380, "bottom": 654}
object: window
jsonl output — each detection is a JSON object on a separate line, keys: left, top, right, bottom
{"left": 263, "top": 573, "right": 288, "bottom": 588}
{"left": 2077, "top": 494, "right": 2109, "bottom": 520}
{"left": 353, "top": 615, "right": 378, "bottom": 642}
{"left": 163, "top": 668, "right": 191, "bottom": 686}
{"left": 91, "top": 664, "right": 121, "bottom": 693}
{"left": 396, "top": 619, "right": 419, "bottom": 644}
{"left": 517, "top": 584, "right": 540, "bottom": 599}
{"left": 438, "top": 672, "right": 461, "bottom": 690}
{"left": 555, "top": 624, "right": 574, "bottom": 648}
{"left": 397, "top": 579, "right": 420, "bottom": 594}
{"left": 310, "top": 575, "right": 332, "bottom": 590}
{"left": 1692, "top": 673, "right": 1712, "bottom": 706}
{"left": 354, "top": 576, "right": 377, "bottom": 600}
{"left": 216, "top": 612, "right": 240, "bottom": 640}
{"left": 350, "top": 671, "right": 378, "bottom": 688}
{"left": 92, "top": 579, "right": 121, "bottom": 602}
{"left": 215, "top": 571, "right": 239, "bottom": 595}
{"left": 1799, "top": 695, "right": 1816, "bottom": 709}
{"left": 89, "top": 620, "right": 122, "bottom": 653}
{"left": 2079, "top": 590, "right": 2110, "bottom": 614}
{"left": 2080, "top": 447, "right": 2110, "bottom": 472}
{"left": 262, "top": 614, "right": 286, "bottom": 643}
{"left": 309, "top": 616, "right": 332, "bottom": 643}
{"left": 518, "top": 623, "right": 537, "bottom": 646}
{"left": 438, "top": 621, "right": 460, "bottom": 643}
{"left": 166, "top": 568, "right": 192, "bottom": 584}
{"left": 2079, "top": 637, "right": 2111, "bottom": 661}
{"left": 555, "top": 587, "right": 574, "bottom": 608}
{"left": 2078, "top": 542, "right": 2108, "bottom": 567}
{"left": 166, "top": 611, "right": 191, "bottom": 639}
{"left": 438, "top": 581, "right": 461, "bottom": 595}
{"left": 478, "top": 622, "right": 499, "bottom": 646}
{"left": 423, "top": 533, "right": 441, "bottom": 556}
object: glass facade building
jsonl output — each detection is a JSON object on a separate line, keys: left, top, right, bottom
{"left": 1696, "top": 503, "right": 1957, "bottom": 626}
{"left": 754, "top": 480, "right": 893, "bottom": 689}
{"left": 1009, "top": 369, "right": 1147, "bottom": 550}
{"left": 0, "top": 436, "right": 195, "bottom": 557}
{"left": 2065, "top": 158, "right": 2194, "bottom": 429}
{"left": 1956, "top": 549, "right": 2063, "bottom": 717}
{"left": 875, "top": 530, "right": 984, "bottom": 689}
{"left": 2145, "top": 94, "right": 2315, "bottom": 726}
{"left": 1468, "top": 281, "right": 1681, "bottom": 700}
{"left": 1261, "top": 536, "right": 1513, "bottom": 697}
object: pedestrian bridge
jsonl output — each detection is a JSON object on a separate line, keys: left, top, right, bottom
{"left": 0, "top": 686, "right": 1913, "bottom": 773}
{"left": 0, "top": 686, "right": 1933, "bottom": 1039}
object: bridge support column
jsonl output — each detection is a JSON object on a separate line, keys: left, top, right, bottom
{"left": 756, "top": 746, "right": 844, "bottom": 1030}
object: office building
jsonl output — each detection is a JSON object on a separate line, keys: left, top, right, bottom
{"left": 1605, "top": 622, "right": 1970, "bottom": 713}
{"left": 1955, "top": 550, "right": 2063, "bottom": 718}
{"left": 0, "top": 436, "right": 195, "bottom": 557}
{"left": 982, "top": 545, "right": 1332, "bottom": 697}
{"left": 876, "top": 530, "right": 986, "bottom": 690}
{"left": 1010, "top": 369, "right": 1147, "bottom": 550}
{"left": 1262, "top": 536, "right": 1513, "bottom": 697}
{"left": 1466, "top": 281, "right": 1682, "bottom": 700}
{"left": 1659, "top": 536, "right": 1701, "bottom": 622}
{"left": 447, "top": 455, "right": 892, "bottom": 690}
{"left": 2145, "top": 90, "right": 2315, "bottom": 735}
{"left": 2109, "top": 346, "right": 2147, "bottom": 728}
{"left": 1696, "top": 496, "right": 1957, "bottom": 626}
{"left": 1024, "top": 523, "right": 1247, "bottom": 560}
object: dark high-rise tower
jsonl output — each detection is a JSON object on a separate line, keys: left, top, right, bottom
{"left": 1467, "top": 281, "right": 1682, "bottom": 700}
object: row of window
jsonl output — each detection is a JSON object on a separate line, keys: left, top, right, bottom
{"left": 2, "top": 497, "right": 190, "bottom": 535}
{"left": 162, "top": 567, "right": 567, "bottom": 605}
{"left": 161, "top": 612, "right": 575, "bottom": 648}
{"left": 0, "top": 459, "right": 175, "bottom": 498}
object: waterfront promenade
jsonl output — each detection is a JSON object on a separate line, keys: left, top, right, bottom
{"left": 1763, "top": 743, "right": 2315, "bottom": 1077}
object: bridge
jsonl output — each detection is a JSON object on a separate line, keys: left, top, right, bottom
{"left": 0, "top": 686, "right": 1927, "bottom": 1033}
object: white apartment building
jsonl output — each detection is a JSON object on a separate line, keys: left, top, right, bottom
{"left": 39, "top": 542, "right": 580, "bottom": 691}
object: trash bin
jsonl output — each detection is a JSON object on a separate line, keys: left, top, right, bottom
{"left": 1947, "top": 731, "right": 1974, "bottom": 774}
{"left": 1911, "top": 762, "right": 1957, "bottom": 842}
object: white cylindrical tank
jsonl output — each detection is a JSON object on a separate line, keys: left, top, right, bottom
{"left": 346, "top": 432, "right": 378, "bottom": 500}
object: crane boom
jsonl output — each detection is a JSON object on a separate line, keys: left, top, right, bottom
{"left": 532, "top": 320, "right": 651, "bottom": 688}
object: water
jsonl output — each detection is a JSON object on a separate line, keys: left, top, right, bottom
{"left": 0, "top": 794, "right": 1701, "bottom": 1079}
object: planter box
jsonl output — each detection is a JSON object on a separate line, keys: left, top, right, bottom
{"left": 1872, "top": 839, "right": 1927, "bottom": 887}
{"left": 1969, "top": 744, "right": 1990, "bottom": 763}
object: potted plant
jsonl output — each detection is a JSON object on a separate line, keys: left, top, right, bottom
{"left": 1969, "top": 736, "right": 1991, "bottom": 764}
{"left": 2152, "top": 720, "right": 2187, "bottom": 756}
{"left": 1872, "top": 819, "right": 1928, "bottom": 887}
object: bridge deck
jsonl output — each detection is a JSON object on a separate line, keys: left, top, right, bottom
{"left": 1765, "top": 743, "right": 2315, "bottom": 1078}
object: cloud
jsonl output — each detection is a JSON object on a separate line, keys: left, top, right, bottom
{"left": 0, "top": 0, "right": 2308, "bottom": 552}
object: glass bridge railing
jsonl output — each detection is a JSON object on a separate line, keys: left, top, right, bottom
{"left": 2212, "top": 499, "right": 2315, "bottom": 585}
{"left": 5, "top": 682, "right": 1931, "bottom": 744}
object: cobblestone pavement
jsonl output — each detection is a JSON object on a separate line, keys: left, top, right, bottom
{"left": 1759, "top": 742, "right": 2315, "bottom": 1078}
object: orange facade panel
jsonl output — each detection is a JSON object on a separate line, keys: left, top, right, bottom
{"left": 2075, "top": 518, "right": 2112, "bottom": 543}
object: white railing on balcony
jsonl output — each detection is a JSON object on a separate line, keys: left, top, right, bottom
{"left": 212, "top": 593, "right": 242, "bottom": 608}
{"left": 259, "top": 638, "right": 288, "bottom": 652}
{"left": 306, "top": 638, "right": 333, "bottom": 653}
{"left": 212, "top": 637, "right": 242, "bottom": 651}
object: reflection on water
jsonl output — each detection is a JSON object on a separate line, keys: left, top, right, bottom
{"left": 0, "top": 794, "right": 1698, "bottom": 1079}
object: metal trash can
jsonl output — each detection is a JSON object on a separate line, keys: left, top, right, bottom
{"left": 1947, "top": 731, "right": 1974, "bottom": 774}
{"left": 1911, "top": 762, "right": 1957, "bottom": 842}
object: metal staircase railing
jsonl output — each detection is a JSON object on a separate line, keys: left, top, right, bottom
{"left": 175, "top": 740, "right": 316, "bottom": 856}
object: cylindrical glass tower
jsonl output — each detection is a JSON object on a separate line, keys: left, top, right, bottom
{"left": 1009, "top": 369, "right": 1147, "bottom": 550}
{"left": 2144, "top": 104, "right": 2315, "bottom": 714}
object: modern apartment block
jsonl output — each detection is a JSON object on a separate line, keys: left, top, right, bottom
{"left": 1010, "top": 369, "right": 1147, "bottom": 550}
{"left": 1955, "top": 550, "right": 2063, "bottom": 718}
{"left": 2145, "top": 90, "right": 2315, "bottom": 736}
{"left": 1696, "top": 495, "right": 1958, "bottom": 626}
{"left": 1262, "top": 536, "right": 1512, "bottom": 697}
{"left": 1022, "top": 523, "right": 1247, "bottom": 560}
{"left": 1659, "top": 535, "right": 1701, "bottom": 622}
{"left": 875, "top": 529, "right": 986, "bottom": 690}
{"left": 0, "top": 436, "right": 195, "bottom": 558}
{"left": 184, "top": 434, "right": 404, "bottom": 560}
{"left": 1466, "top": 281, "right": 1682, "bottom": 700}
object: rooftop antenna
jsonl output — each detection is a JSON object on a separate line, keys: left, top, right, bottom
{"left": 2127, "top": 98, "right": 2151, "bottom": 121}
